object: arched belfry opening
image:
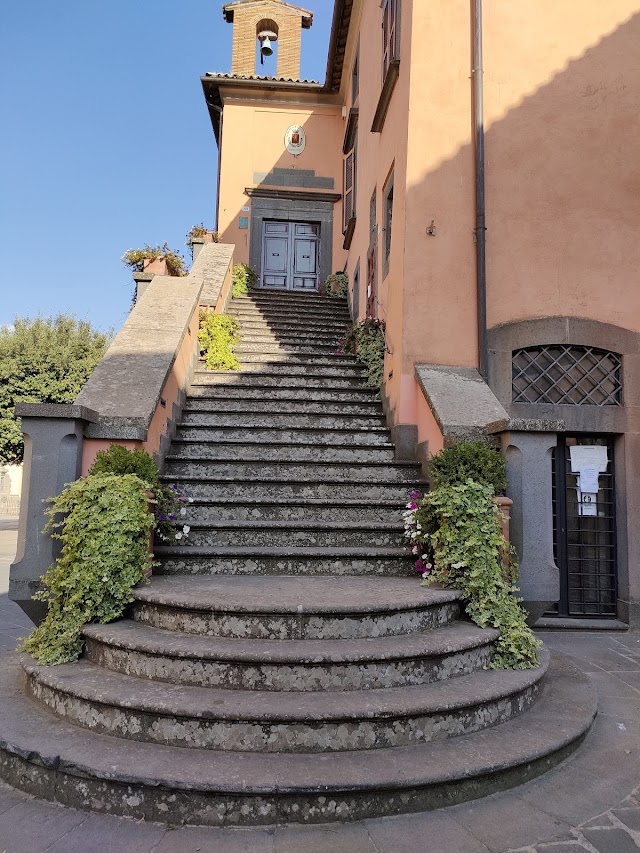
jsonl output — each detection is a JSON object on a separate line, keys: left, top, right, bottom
{"left": 255, "top": 18, "right": 279, "bottom": 73}
{"left": 222, "top": 0, "right": 313, "bottom": 80}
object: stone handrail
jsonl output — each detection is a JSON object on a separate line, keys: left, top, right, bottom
{"left": 10, "top": 241, "right": 234, "bottom": 621}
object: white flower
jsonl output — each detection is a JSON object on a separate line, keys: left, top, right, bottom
{"left": 422, "top": 571, "right": 430, "bottom": 579}
{"left": 412, "top": 546, "right": 419, "bottom": 555}
{"left": 188, "top": 497, "right": 194, "bottom": 503}
{"left": 183, "top": 525, "right": 191, "bottom": 534}
{"left": 175, "top": 532, "right": 183, "bottom": 540}
{"left": 180, "top": 507, "right": 187, "bottom": 516}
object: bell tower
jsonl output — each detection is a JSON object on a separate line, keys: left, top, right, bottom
{"left": 223, "top": 0, "right": 313, "bottom": 80}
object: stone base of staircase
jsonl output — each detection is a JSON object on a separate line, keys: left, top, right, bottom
{"left": 0, "top": 651, "right": 594, "bottom": 827}
{"left": 0, "top": 291, "right": 597, "bottom": 828}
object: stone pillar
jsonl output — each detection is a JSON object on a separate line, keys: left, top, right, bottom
{"left": 497, "top": 427, "right": 561, "bottom": 624}
{"left": 10, "top": 403, "right": 98, "bottom": 624}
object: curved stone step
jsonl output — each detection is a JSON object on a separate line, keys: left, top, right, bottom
{"left": 237, "top": 352, "right": 359, "bottom": 366}
{"left": 181, "top": 410, "right": 387, "bottom": 429}
{"left": 229, "top": 320, "right": 351, "bottom": 336}
{"left": 182, "top": 500, "right": 404, "bottom": 524}
{"left": 237, "top": 331, "right": 343, "bottom": 345}
{"left": 175, "top": 425, "right": 390, "bottom": 446}
{"left": 159, "top": 478, "right": 418, "bottom": 503}
{"left": 163, "top": 460, "right": 420, "bottom": 483}
{"left": 83, "top": 619, "right": 498, "bottom": 691}
{"left": 235, "top": 343, "right": 339, "bottom": 355}
{"left": 183, "top": 521, "right": 405, "bottom": 548}
{"left": 23, "top": 652, "right": 548, "bottom": 753}
{"left": 0, "top": 652, "right": 595, "bottom": 826}
{"left": 131, "top": 576, "right": 459, "bottom": 639}
{"left": 167, "top": 443, "right": 397, "bottom": 465}
{"left": 152, "top": 547, "right": 414, "bottom": 577}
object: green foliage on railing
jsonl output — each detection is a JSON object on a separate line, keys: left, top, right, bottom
{"left": 232, "top": 264, "right": 258, "bottom": 298}
{"left": 199, "top": 311, "right": 241, "bottom": 370}
{"left": 408, "top": 479, "right": 540, "bottom": 670}
{"left": 21, "top": 473, "right": 154, "bottom": 665}
{"left": 121, "top": 243, "right": 187, "bottom": 276}
{"left": 429, "top": 441, "right": 508, "bottom": 495}
{"left": 322, "top": 272, "right": 349, "bottom": 298}
{"left": 340, "top": 319, "right": 386, "bottom": 387}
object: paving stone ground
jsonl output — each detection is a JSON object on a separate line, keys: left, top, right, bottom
{"left": 1, "top": 526, "right": 639, "bottom": 853}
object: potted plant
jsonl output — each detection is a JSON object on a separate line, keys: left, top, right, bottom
{"left": 121, "top": 243, "right": 187, "bottom": 277}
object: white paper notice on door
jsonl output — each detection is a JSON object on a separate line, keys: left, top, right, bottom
{"left": 569, "top": 445, "right": 609, "bottom": 476}
{"left": 578, "top": 492, "right": 598, "bottom": 517}
{"left": 579, "top": 466, "right": 600, "bottom": 494}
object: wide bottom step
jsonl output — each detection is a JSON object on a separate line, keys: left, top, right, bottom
{"left": 0, "top": 652, "right": 595, "bottom": 826}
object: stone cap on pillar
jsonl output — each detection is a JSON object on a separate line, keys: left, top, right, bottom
{"left": 486, "top": 417, "right": 565, "bottom": 435}
{"left": 14, "top": 403, "right": 99, "bottom": 423}
{"left": 415, "top": 364, "right": 509, "bottom": 445}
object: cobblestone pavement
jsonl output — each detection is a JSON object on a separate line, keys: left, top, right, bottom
{"left": 1, "top": 526, "right": 639, "bottom": 852}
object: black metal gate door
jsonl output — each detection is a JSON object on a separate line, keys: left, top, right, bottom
{"left": 552, "top": 436, "right": 617, "bottom": 618}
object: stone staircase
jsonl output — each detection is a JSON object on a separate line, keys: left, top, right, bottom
{"left": 0, "top": 289, "right": 595, "bottom": 827}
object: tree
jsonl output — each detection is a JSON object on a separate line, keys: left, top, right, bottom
{"left": 0, "top": 316, "right": 110, "bottom": 464}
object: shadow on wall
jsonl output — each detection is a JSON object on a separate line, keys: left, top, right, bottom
{"left": 400, "top": 10, "right": 640, "bottom": 371}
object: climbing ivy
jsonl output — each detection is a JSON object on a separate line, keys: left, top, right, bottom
{"left": 322, "top": 272, "right": 349, "bottom": 298}
{"left": 199, "top": 311, "right": 241, "bottom": 370}
{"left": 21, "top": 473, "right": 154, "bottom": 665}
{"left": 340, "top": 319, "right": 386, "bottom": 387}
{"left": 410, "top": 479, "right": 540, "bottom": 670}
{"left": 232, "top": 264, "right": 257, "bottom": 297}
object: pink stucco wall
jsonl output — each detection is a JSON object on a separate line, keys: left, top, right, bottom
{"left": 217, "top": 98, "right": 345, "bottom": 271}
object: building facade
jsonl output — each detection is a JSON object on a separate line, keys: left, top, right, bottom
{"left": 203, "top": 0, "right": 640, "bottom": 626}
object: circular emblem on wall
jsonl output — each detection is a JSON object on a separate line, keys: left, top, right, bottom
{"left": 285, "top": 125, "right": 306, "bottom": 156}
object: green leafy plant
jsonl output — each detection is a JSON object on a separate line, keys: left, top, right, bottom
{"left": 322, "top": 272, "right": 349, "bottom": 298}
{"left": 339, "top": 319, "right": 386, "bottom": 387}
{"left": 406, "top": 479, "right": 540, "bottom": 670}
{"left": 89, "top": 445, "right": 192, "bottom": 543}
{"left": 121, "top": 243, "right": 187, "bottom": 277}
{"left": 199, "top": 311, "right": 241, "bottom": 370}
{"left": 20, "top": 473, "right": 154, "bottom": 665}
{"left": 186, "top": 224, "right": 219, "bottom": 244}
{"left": 232, "top": 263, "right": 258, "bottom": 298}
{"left": 429, "top": 441, "right": 508, "bottom": 495}
{"left": 0, "top": 315, "right": 110, "bottom": 464}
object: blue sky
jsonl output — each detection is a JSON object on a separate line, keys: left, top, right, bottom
{"left": 0, "top": 1, "right": 334, "bottom": 332}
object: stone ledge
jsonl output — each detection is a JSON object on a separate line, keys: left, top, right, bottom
{"left": 486, "top": 417, "right": 565, "bottom": 434}
{"left": 14, "top": 403, "right": 99, "bottom": 423}
{"left": 415, "top": 364, "right": 509, "bottom": 444}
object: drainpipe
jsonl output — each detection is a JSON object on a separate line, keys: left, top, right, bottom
{"left": 472, "top": 0, "right": 488, "bottom": 380}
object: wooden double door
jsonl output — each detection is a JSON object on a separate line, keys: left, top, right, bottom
{"left": 260, "top": 221, "right": 320, "bottom": 291}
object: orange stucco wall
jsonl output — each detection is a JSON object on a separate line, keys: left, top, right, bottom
{"left": 217, "top": 98, "right": 345, "bottom": 271}
{"left": 482, "top": 2, "right": 640, "bottom": 333}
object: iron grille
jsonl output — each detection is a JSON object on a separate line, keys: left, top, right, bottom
{"left": 512, "top": 345, "right": 622, "bottom": 406}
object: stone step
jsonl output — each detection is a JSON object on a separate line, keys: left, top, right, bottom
{"left": 183, "top": 398, "right": 382, "bottom": 416}
{"left": 229, "top": 306, "right": 351, "bottom": 322}
{"left": 160, "top": 478, "right": 418, "bottom": 503}
{"left": 180, "top": 500, "right": 405, "bottom": 524}
{"left": 175, "top": 425, "right": 390, "bottom": 446}
{"left": 163, "top": 459, "right": 420, "bottom": 483}
{"left": 233, "top": 292, "right": 346, "bottom": 305}
{"left": 23, "top": 653, "right": 547, "bottom": 753}
{"left": 152, "top": 547, "right": 414, "bottom": 577}
{"left": 229, "top": 299, "right": 351, "bottom": 315}
{"left": 167, "top": 442, "right": 397, "bottom": 465}
{"left": 180, "top": 411, "right": 388, "bottom": 430}
{"left": 195, "top": 361, "right": 366, "bottom": 377}
{"left": 235, "top": 342, "right": 340, "bottom": 355}
{"left": 183, "top": 521, "right": 405, "bottom": 549}
{"left": 132, "top": 576, "right": 462, "bottom": 639}
{"left": 237, "top": 330, "right": 343, "bottom": 346}
{"left": 83, "top": 619, "right": 497, "bottom": 692}
{"left": 190, "top": 373, "right": 365, "bottom": 390}
{"left": 231, "top": 318, "right": 351, "bottom": 336}
{"left": 0, "top": 652, "right": 596, "bottom": 826}
{"left": 237, "top": 352, "right": 359, "bottom": 367}
{"left": 187, "top": 385, "right": 379, "bottom": 403}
